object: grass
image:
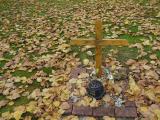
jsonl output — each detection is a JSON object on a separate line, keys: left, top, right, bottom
{"left": 42, "top": 67, "right": 53, "bottom": 75}
{"left": 3, "top": 52, "right": 14, "bottom": 60}
{"left": 0, "top": 60, "right": 7, "bottom": 68}
{"left": 27, "top": 81, "right": 41, "bottom": 93}
{"left": 156, "top": 51, "right": 160, "bottom": 58}
{"left": 12, "top": 70, "right": 37, "bottom": 78}
{"left": 0, "top": 94, "right": 6, "bottom": 101}
{"left": 119, "top": 34, "right": 145, "bottom": 44}
{"left": 0, "top": 96, "right": 30, "bottom": 114}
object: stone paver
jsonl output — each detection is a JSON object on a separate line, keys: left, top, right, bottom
{"left": 72, "top": 106, "right": 93, "bottom": 116}
{"left": 63, "top": 102, "right": 138, "bottom": 118}
{"left": 115, "top": 107, "right": 137, "bottom": 118}
{"left": 93, "top": 106, "right": 115, "bottom": 117}
{"left": 125, "top": 101, "right": 136, "bottom": 107}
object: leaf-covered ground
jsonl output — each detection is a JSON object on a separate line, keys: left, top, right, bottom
{"left": 0, "top": 0, "right": 160, "bottom": 120}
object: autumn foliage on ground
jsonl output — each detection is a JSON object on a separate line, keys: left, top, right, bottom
{"left": 0, "top": 0, "right": 160, "bottom": 120}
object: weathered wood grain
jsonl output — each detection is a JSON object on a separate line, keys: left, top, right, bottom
{"left": 70, "top": 39, "right": 129, "bottom": 46}
{"left": 95, "top": 19, "right": 103, "bottom": 76}
{"left": 70, "top": 39, "right": 95, "bottom": 45}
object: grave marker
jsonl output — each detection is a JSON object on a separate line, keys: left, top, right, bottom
{"left": 71, "top": 19, "right": 129, "bottom": 77}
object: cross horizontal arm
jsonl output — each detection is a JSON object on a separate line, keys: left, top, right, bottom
{"left": 70, "top": 39, "right": 95, "bottom": 45}
{"left": 101, "top": 39, "right": 129, "bottom": 46}
{"left": 70, "top": 39, "right": 129, "bottom": 46}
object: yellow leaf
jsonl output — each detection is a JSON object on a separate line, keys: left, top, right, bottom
{"left": 79, "top": 87, "right": 86, "bottom": 96}
{"left": 78, "top": 73, "right": 89, "bottom": 79}
{"left": 145, "top": 89, "right": 156, "bottom": 101}
{"left": 153, "top": 109, "right": 160, "bottom": 120}
{"left": 127, "top": 76, "right": 141, "bottom": 96}
{"left": 124, "top": 20, "right": 129, "bottom": 24}
{"left": 2, "top": 111, "right": 12, "bottom": 119}
{"left": 103, "top": 116, "right": 115, "bottom": 120}
{"left": 12, "top": 106, "right": 25, "bottom": 120}
{"left": 113, "top": 84, "right": 122, "bottom": 95}
{"left": 83, "top": 59, "right": 89, "bottom": 66}
{"left": 12, "top": 111, "right": 22, "bottom": 120}
{"left": 85, "top": 117, "right": 96, "bottom": 120}
{"left": 62, "top": 115, "right": 79, "bottom": 120}
{"left": 60, "top": 102, "right": 70, "bottom": 110}
{"left": 140, "top": 106, "right": 148, "bottom": 113}
{"left": 26, "top": 101, "right": 37, "bottom": 112}
{"left": 53, "top": 101, "right": 60, "bottom": 107}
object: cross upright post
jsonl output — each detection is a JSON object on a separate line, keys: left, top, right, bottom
{"left": 95, "top": 20, "right": 103, "bottom": 77}
{"left": 71, "top": 19, "right": 129, "bottom": 78}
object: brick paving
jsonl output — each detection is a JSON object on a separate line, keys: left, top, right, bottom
{"left": 63, "top": 101, "right": 138, "bottom": 118}
{"left": 115, "top": 107, "right": 137, "bottom": 118}
{"left": 72, "top": 106, "right": 93, "bottom": 116}
{"left": 93, "top": 106, "right": 115, "bottom": 117}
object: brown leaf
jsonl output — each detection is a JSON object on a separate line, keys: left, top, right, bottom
{"left": 126, "top": 59, "right": 136, "bottom": 65}
{"left": 149, "top": 54, "right": 157, "bottom": 60}
{"left": 60, "top": 102, "right": 70, "bottom": 110}
{"left": 0, "top": 100, "right": 9, "bottom": 108}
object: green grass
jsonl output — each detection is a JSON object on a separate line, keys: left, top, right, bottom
{"left": 12, "top": 70, "right": 36, "bottom": 78}
{"left": 22, "top": 112, "right": 38, "bottom": 120}
{"left": 156, "top": 50, "right": 160, "bottom": 58}
{"left": 103, "top": 46, "right": 138, "bottom": 63}
{"left": 14, "top": 80, "right": 41, "bottom": 93}
{"left": 129, "top": 25, "right": 139, "bottom": 33}
{"left": 119, "top": 34, "right": 145, "bottom": 44}
{"left": 3, "top": 52, "right": 14, "bottom": 60}
{"left": 144, "top": 45, "right": 152, "bottom": 52}
{"left": 42, "top": 67, "right": 53, "bottom": 75}
{"left": 10, "top": 43, "right": 19, "bottom": 51}
{"left": 116, "top": 47, "right": 138, "bottom": 62}
{"left": 27, "top": 81, "right": 41, "bottom": 93}
{"left": 0, "top": 60, "right": 7, "bottom": 68}
{"left": 71, "top": 46, "right": 94, "bottom": 62}
{"left": 0, "top": 96, "right": 30, "bottom": 114}
{"left": 0, "top": 94, "right": 6, "bottom": 101}
{"left": 135, "top": 0, "right": 149, "bottom": 5}
{"left": 0, "top": 0, "right": 13, "bottom": 11}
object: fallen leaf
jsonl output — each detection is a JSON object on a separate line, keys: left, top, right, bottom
{"left": 2, "top": 111, "right": 12, "bottom": 120}
{"left": 146, "top": 70, "right": 159, "bottom": 80}
{"left": 53, "top": 101, "right": 60, "bottom": 108}
{"left": 79, "top": 87, "right": 87, "bottom": 96}
{"left": 83, "top": 59, "right": 89, "bottom": 66}
{"left": 149, "top": 54, "right": 157, "bottom": 60}
{"left": 26, "top": 101, "right": 37, "bottom": 113}
{"left": 126, "top": 59, "right": 136, "bottom": 65}
{"left": 143, "top": 65, "right": 151, "bottom": 70}
{"left": 103, "top": 95, "right": 112, "bottom": 103}
{"left": 12, "top": 106, "right": 26, "bottom": 120}
{"left": 144, "top": 89, "right": 156, "bottom": 101}
{"left": 0, "top": 100, "right": 9, "bottom": 108}
{"left": 87, "top": 51, "right": 93, "bottom": 56}
{"left": 127, "top": 76, "right": 141, "bottom": 96}
{"left": 103, "top": 116, "right": 115, "bottom": 120}
{"left": 78, "top": 73, "right": 89, "bottom": 79}
{"left": 153, "top": 109, "right": 160, "bottom": 119}
{"left": 60, "top": 102, "right": 70, "bottom": 110}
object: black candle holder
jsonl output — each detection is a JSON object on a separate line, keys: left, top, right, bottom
{"left": 87, "top": 80, "right": 105, "bottom": 100}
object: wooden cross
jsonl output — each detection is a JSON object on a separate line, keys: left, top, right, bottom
{"left": 71, "top": 19, "right": 129, "bottom": 77}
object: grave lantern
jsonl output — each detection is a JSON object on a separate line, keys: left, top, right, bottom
{"left": 87, "top": 80, "right": 105, "bottom": 100}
